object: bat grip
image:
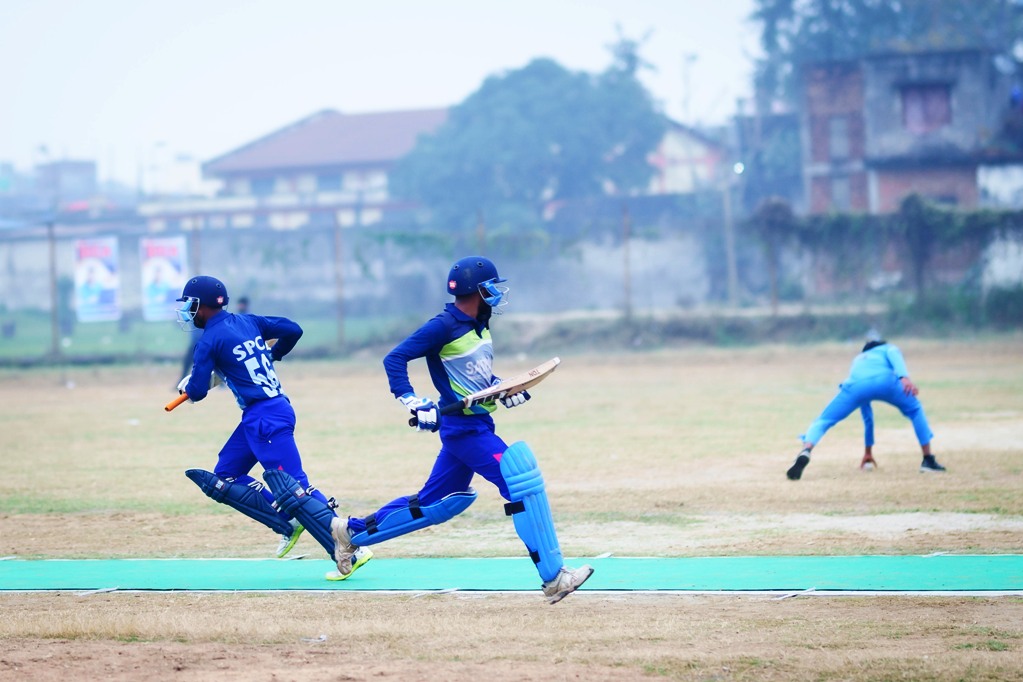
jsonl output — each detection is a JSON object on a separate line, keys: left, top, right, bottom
{"left": 439, "top": 401, "right": 470, "bottom": 416}
{"left": 165, "top": 393, "right": 189, "bottom": 412}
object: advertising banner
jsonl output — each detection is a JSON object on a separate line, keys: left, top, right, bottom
{"left": 74, "top": 237, "right": 121, "bottom": 322}
{"left": 140, "top": 236, "right": 188, "bottom": 321}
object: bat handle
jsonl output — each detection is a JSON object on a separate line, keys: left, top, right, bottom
{"left": 165, "top": 393, "right": 189, "bottom": 412}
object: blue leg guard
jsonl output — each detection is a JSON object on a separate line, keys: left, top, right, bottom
{"left": 350, "top": 489, "right": 478, "bottom": 546}
{"left": 262, "top": 469, "right": 336, "bottom": 557}
{"left": 500, "top": 441, "right": 564, "bottom": 582}
{"left": 185, "top": 468, "right": 292, "bottom": 536}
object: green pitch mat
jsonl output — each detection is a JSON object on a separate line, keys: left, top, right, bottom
{"left": 1, "top": 555, "right": 1021, "bottom": 592}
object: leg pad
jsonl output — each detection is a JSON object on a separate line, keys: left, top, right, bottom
{"left": 351, "top": 489, "right": 477, "bottom": 546}
{"left": 499, "top": 441, "right": 563, "bottom": 583}
{"left": 262, "top": 469, "right": 336, "bottom": 557}
{"left": 185, "top": 468, "right": 292, "bottom": 536}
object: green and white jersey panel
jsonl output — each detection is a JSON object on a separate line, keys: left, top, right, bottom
{"left": 440, "top": 328, "right": 496, "bottom": 414}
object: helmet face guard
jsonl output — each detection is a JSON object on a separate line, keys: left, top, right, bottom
{"left": 176, "top": 297, "right": 200, "bottom": 331}
{"left": 478, "top": 277, "right": 509, "bottom": 313}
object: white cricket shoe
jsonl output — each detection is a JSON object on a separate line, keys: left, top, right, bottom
{"left": 276, "top": 519, "right": 304, "bottom": 558}
{"left": 330, "top": 517, "right": 359, "bottom": 576}
{"left": 542, "top": 565, "right": 594, "bottom": 604}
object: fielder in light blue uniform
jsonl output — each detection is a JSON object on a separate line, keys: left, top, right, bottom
{"left": 329, "top": 257, "right": 593, "bottom": 603}
{"left": 786, "top": 337, "right": 946, "bottom": 480}
{"left": 174, "top": 275, "right": 371, "bottom": 578}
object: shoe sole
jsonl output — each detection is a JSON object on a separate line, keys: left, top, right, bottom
{"left": 275, "top": 526, "right": 305, "bottom": 559}
{"left": 787, "top": 454, "right": 810, "bottom": 481}
{"left": 919, "top": 468, "right": 946, "bottom": 473}
{"left": 325, "top": 548, "right": 374, "bottom": 581}
{"left": 547, "top": 565, "right": 595, "bottom": 605}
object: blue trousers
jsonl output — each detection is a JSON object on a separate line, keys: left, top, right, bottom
{"left": 348, "top": 416, "right": 508, "bottom": 535}
{"left": 214, "top": 396, "right": 329, "bottom": 515}
{"left": 803, "top": 374, "right": 933, "bottom": 447}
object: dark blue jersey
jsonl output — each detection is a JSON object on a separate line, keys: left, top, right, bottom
{"left": 383, "top": 303, "right": 495, "bottom": 414}
{"left": 185, "top": 311, "right": 302, "bottom": 409}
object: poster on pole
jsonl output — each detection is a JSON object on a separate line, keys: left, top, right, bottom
{"left": 74, "top": 237, "right": 121, "bottom": 322}
{"left": 140, "top": 236, "right": 187, "bottom": 321}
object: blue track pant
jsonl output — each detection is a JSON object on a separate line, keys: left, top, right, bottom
{"left": 348, "top": 416, "right": 508, "bottom": 535}
{"left": 803, "top": 374, "right": 933, "bottom": 447}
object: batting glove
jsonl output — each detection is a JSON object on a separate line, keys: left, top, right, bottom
{"left": 500, "top": 390, "right": 530, "bottom": 409}
{"left": 178, "top": 372, "right": 223, "bottom": 395}
{"left": 399, "top": 393, "right": 438, "bottom": 433}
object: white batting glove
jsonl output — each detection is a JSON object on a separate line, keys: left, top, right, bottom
{"left": 500, "top": 390, "right": 530, "bottom": 409}
{"left": 178, "top": 372, "right": 222, "bottom": 395}
{"left": 399, "top": 393, "right": 438, "bottom": 433}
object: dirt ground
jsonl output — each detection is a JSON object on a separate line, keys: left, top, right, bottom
{"left": 2, "top": 338, "right": 1023, "bottom": 680}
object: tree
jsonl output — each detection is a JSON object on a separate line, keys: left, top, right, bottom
{"left": 751, "top": 0, "right": 1023, "bottom": 108}
{"left": 391, "top": 50, "right": 666, "bottom": 231}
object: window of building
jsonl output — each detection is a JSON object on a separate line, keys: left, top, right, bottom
{"left": 251, "top": 177, "right": 275, "bottom": 196}
{"left": 317, "top": 173, "right": 341, "bottom": 192}
{"left": 831, "top": 176, "right": 851, "bottom": 210}
{"left": 901, "top": 84, "right": 951, "bottom": 134}
{"left": 828, "top": 116, "right": 850, "bottom": 160}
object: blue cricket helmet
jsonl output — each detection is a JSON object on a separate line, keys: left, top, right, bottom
{"left": 446, "top": 256, "right": 509, "bottom": 311}
{"left": 177, "top": 275, "right": 229, "bottom": 308}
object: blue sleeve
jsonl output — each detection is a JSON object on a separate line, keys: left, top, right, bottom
{"left": 885, "top": 345, "right": 909, "bottom": 378}
{"left": 860, "top": 403, "right": 874, "bottom": 447}
{"left": 184, "top": 335, "right": 216, "bottom": 402}
{"left": 253, "top": 315, "right": 302, "bottom": 361}
{"left": 383, "top": 316, "right": 450, "bottom": 398}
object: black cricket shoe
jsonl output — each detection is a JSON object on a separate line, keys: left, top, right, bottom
{"left": 920, "top": 454, "right": 947, "bottom": 473}
{"left": 787, "top": 450, "right": 811, "bottom": 480}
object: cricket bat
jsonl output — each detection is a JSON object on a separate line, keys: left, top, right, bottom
{"left": 439, "top": 356, "right": 561, "bottom": 416}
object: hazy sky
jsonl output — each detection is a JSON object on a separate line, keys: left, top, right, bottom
{"left": 0, "top": 0, "right": 760, "bottom": 185}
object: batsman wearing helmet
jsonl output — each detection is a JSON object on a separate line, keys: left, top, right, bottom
{"left": 329, "top": 256, "right": 593, "bottom": 604}
{"left": 174, "top": 275, "right": 370, "bottom": 578}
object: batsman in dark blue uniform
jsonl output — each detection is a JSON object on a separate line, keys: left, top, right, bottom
{"left": 331, "top": 257, "right": 593, "bottom": 603}
{"left": 175, "top": 275, "right": 370, "bottom": 578}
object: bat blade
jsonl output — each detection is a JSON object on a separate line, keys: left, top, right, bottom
{"left": 440, "top": 357, "right": 560, "bottom": 415}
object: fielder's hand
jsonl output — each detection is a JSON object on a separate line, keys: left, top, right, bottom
{"left": 399, "top": 393, "right": 438, "bottom": 433}
{"left": 500, "top": 390, "right": 530, "bottom": 409}
{"left": 177, "top": 374, "right": 191, "bottom": 394}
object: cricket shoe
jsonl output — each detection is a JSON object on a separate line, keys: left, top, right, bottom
{"left": 276, "top": 519, "right": 304, "bottom": 559}
{"left": 325, "top": 547, "right": 374, "bottom": 581}
{"left": 542, "top": 565, "right": 594, "bottom": 604}
{"left": 920, "top": 454, "right": 947, "bottom": 473}
{"left": 329, "top": 516, "right": 360, "bottom": 576}
{"left": 860, "top": 454, "right": 877, "bottom": 471}
{"left": 787, "top": 450, "right": 811, "bottom": 480}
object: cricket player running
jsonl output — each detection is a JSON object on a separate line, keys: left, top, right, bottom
{"left": 787, "top": 336, "right": 946, "bottom": 480}
{"left": 175, "top": 275, "right": 370, "bottom": 578}
{"left": 331, "top": 256, "right": 593, "bottom": 603}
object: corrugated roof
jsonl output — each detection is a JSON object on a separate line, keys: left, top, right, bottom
{"left": 204, "top": 108, "right": 448, "bottom": 176}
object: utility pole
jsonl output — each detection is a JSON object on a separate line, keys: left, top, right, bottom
{"left": 622, "top": 203, "right": 633, "bottom": 321}
{"left": 47, "top": 218, "right": 60, "bottom": 358}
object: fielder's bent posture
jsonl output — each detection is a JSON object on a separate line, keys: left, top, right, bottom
{"left": 336, "top": 256, "right": 592, "bottom": 603}
{"left": 787, "top": 337, "right": 946, "bottom": 480}
{"left": 174, "top": 275, "right": 370, "bottom": 577}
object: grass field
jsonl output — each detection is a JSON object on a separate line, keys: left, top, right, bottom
{"left": 2, "top": 336, "right": 1022, "bottom": 680}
